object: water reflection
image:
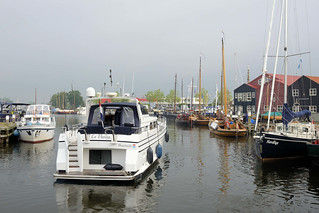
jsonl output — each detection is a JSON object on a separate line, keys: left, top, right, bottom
{"left": 55, "top": 164, "right": 167, "bottom": 212}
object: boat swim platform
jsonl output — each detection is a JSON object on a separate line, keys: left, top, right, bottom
{"left": 0, "top": 122, "right": 16, "bottom": 140}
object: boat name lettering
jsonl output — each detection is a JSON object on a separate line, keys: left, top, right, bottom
{"left": 90, "top": 134, "right": 112, "bottom": 140}
{"left": 266, "top": 140, "right": 279, "bottom": 145}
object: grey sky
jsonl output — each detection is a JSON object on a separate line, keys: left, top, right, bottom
{"left": 1, "top": 0, "right": 318, "bottom": 103}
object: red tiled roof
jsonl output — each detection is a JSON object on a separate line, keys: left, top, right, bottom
{"left": 306, "top": 76, "right": 319, "bottom": 84}
{"left": 266, "top": 74, "right": 300, "bottom": 86}
{"left": 247, "top": 83, "right": 258, "bottom": 89}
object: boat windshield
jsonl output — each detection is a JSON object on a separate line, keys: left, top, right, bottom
{"left": 90, "top": 106, "right": 136, "bottom": 127}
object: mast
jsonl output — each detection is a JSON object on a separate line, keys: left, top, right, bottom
{"left": 222, "top": 36, "right": 227, "bottom": 115}
{"left": 267, "top": 0, "right": 285, "bottom": 130}
{"left": 181, "top": 78, "right": 184, "bottom": 113}
{"left": 284, "top": 0, "right": 288, "bottom": 103}
{"left": 199, "top": 56, "right": 202, "bottom": 114}
{"left": 191, "top": 77, "right": 194, "bottom": 110}
{"left": 215, "top": 84, "right": 218, "bottom": 111}
{"left": 254, "top": 0, "right": 277, "bottom": 131}
{"left": 174, "top": 73, "right": 177, "bottom": 113}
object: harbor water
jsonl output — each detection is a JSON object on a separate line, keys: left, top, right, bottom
{"left": 1, "top": 115, "right": 319, "bottom": 212}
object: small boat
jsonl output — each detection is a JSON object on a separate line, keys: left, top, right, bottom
{"left": 209, "top": 119, "right": 247, "bottom": 137}
{"left": 16, "top": 104, "right": 56, "bottom": 143}
{"left": 209, "top": 34, "right": 247, "bottom": 137}
{"left": 54, "top": 87, "right": 168, "bottom": 183}
{"left": 261, "top": 111, "right": 282, "bottom": 121}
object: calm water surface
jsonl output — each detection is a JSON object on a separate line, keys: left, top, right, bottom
{"left": 1, "top": 115, "right": 319, "bottom": 212}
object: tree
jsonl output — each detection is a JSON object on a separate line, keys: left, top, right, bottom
{"left": 165, "top": 90, "right": 181, "bottom": 103}
{"left": 212, "top": 89, "right": 233, "bottom": 107}
{"left": 50, "top": 90, "right": 84, "bottom": 109}
{"left": 194, "top": 88, "right": 210, "bottom": 106}
{"left": 145, "top": 89, "right": 165, "bottom": 104}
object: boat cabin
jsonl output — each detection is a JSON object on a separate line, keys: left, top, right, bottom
{"left": 81, "top": 102, "right": 145, "bottom": 135}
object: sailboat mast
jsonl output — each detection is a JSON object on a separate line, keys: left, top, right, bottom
{"left": 199, "top": 56, "right": 202, "bottom": 114}
{"left": 284, "top": 0, "right": 288, "bottom": 103}
{"left": 174, "top": 73, "right": 177, "bottom": 114}
{"left": 254, "top": 0, "right": 277, "bottom": 131}
{"left": 222, "top": 37, "right": 227, "bottom": 115}
{"left": 191, "top": 78, "right": 194, "bottom": 110}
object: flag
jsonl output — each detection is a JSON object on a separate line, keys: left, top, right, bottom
{"left": 99, "top": 100, "right": 104, "bottom": 127}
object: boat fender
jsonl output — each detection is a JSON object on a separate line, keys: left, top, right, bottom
{"left": 147, "top": 147, "right": 153, "bottom": 164}
{"left": 13, "top": 129, "right": 19, "bottom": 137}
{"left": 156, "top": 143, "right": 162, "bottom": 159}
{"left": 165, "top": 131, "right": 169, "bottom": 142}
{"left": 103, "top": 164, "right": 123, "bottom": 170}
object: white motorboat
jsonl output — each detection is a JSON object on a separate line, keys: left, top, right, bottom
{"left": 16, "top": 104, "right": 56, "bottom": 143}
{"left": 54, "top": 88, "right": 168, "bottom": 183}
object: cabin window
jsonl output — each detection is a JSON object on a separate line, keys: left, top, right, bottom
{"left": 309, "top": 88, "right": 317, "bottom": 96}
{"left": 292, "top": 89, "right": 299, "bottom": 97}
{"left": 89, "top": 150, "right": 111, "bottom": 164}
{"left": 277, "top": 105, "right": 283, "bottom": 112}
{"left": 309, "top": 106, "right": 317, "bottom": 113}
{"left": 292, "top": 105, "right": 299, "bottom": 112}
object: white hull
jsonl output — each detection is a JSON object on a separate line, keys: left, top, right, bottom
{"left": 54, "top": 123, "right": 166, "bottom": 182}
{"left": 54, "top": 96, "right": 168, "bottom": 183}
{"left": 18, "top": 126, "right": 55, "bottom": 143}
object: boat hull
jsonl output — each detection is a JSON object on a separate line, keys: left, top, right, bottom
{"left": 307, "top": 143, "right": 319, "bottom": 166}
{"left": 255, "top": 133, "right": 310, "bottom": 161}
{"left": 18, "top": 126, "right": 55, "bottom": 143}
{"left": 210, "top": 127, "right": 247, "bottom": 137}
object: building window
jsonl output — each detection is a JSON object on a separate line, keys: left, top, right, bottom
{"left": 292, "top": 89, "right": 299, "bottom": 97}
{"left": 89, "top": 150, "right": 112, "bottom": 164}
{"left": 235, "top": 105, "right": 238, "bottom": 112}
{"left": 235, "top": 93, "right": 238, "bottom": 99}
{"left": 247, "top": 105, "right": 251, "bottom": 113}
{"left": 264, "top": 105, "right": 269, "bottom": 111}
{"left": 309, "top": 106, "right": 317, "bottom": 113}
{"left": 238, "top": 93, "right": 243, "bottom": 102}
{"left": 309, "top": 88, "right": 317, "bottom": 96}
{"left": 277, "top": 105, "right": 283, "bottom": 112}
{"left": 246, "top": 92, "right": 251, "bottom": 102}
{"left": 252, "top": 105, "right": 256, "bottom": 113}
{"left": 243, "top": 93, "right": 246, "bottom": 102}
{"left": 292, "top": 105, "right": 299, "bottom": 112}
{"left": 238, "top": 105, "right": 243, "bottom": 113}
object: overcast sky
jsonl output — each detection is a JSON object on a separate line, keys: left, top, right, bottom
{"left": 1, "top": 0, "right": 318, "bottom": 103}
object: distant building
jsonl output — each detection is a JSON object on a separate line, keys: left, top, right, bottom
{"left": 234, "top": 73, "right": 300, "bottom": 115}
{"left": 288, "top": 75, "right": 319, "bottom": 113}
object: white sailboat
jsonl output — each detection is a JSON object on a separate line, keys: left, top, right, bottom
{"left": 254, "top": 0, "right": 318, "bottom": 161}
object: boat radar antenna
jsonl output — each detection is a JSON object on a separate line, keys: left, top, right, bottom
{"left": 109, "top": 69, "right": 113, "bottom": 87}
